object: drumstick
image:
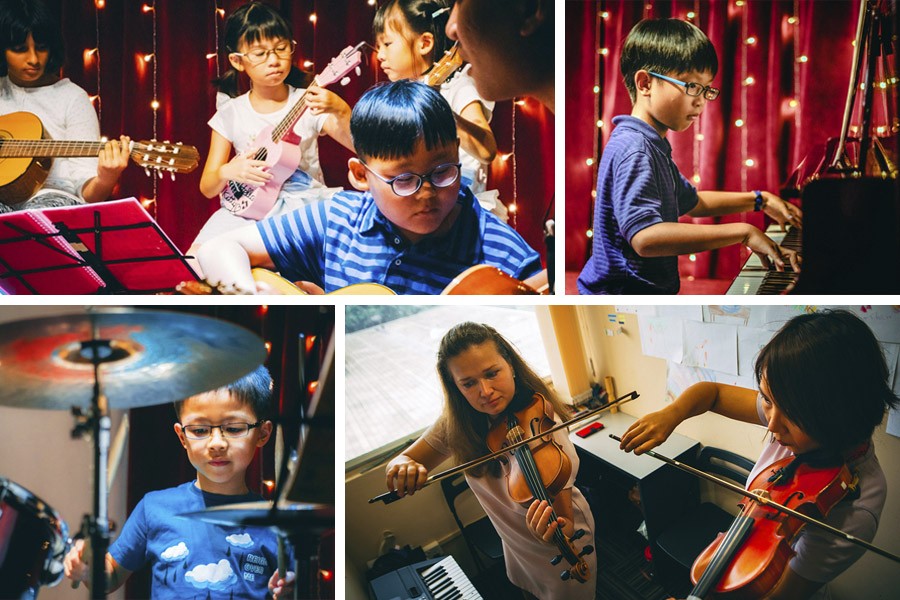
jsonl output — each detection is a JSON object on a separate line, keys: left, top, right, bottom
{"left": 278, "top": 536, "right": 287, "bottom": 580}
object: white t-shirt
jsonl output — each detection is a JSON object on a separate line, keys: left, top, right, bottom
{"left": 440, "top": 65, "right": 494, "bottom": 195}
{"left": 193, "top": 86, "right": 338, "bottom": 245}
{"left": 748, "top": 396, "right": 887, "bottom": 597}
{"left": 0, "top": 77, "right": 99, "bottom": 203}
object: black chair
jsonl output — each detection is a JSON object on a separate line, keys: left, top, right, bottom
{"left": 654, "top": 446, "right": 755, "bottom": 589}
{"left": 440, "top": 472, "right": 504, "bottom": 574}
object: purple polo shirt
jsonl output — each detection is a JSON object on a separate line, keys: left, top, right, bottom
{"left": 577, "top": 115, "right": 698, "bottom": 294}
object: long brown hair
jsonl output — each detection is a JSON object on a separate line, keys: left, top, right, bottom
{"left": 436, "top": 322, "right": 570, "bottom": 477}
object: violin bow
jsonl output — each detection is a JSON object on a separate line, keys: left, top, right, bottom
{"left": 368, "top": 390, "right": 640, "bottom": 504}
{"left": 608, "top": 435, "right": 900, "bottom": 565}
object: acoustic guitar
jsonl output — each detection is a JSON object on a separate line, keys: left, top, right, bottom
{"left": 219, "top": 42, "right": 366, "bottom": 219}
{"left": 0, "top": 111, "right": 199, "bottom": 205}
{"left": 177, "top": 265, "right": 544, "bottom": 296}
{"left": 422, "top": 42, "right": 464, "bottom": 87}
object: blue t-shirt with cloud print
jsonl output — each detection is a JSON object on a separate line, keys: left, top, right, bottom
{"left": 110, "top": 481, "right": 288, "bottom": 599}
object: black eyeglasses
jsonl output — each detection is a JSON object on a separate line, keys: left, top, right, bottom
{"left": 649, "top": 71, "right": 720, "bottom": 101}
{"left": 360, "top": 161, "right": 462, "bottom": 197}
{"left": 179, "top": 421, "right": 263, "bottom": 440}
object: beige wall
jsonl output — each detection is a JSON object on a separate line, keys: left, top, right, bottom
{"left": 0, "top": 306, "right": 127, "bottom": 600}
{"left": 580, "top": 305, "right": 900, "bottom": 600}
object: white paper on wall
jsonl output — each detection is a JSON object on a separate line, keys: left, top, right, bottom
{"left": 738, "top": 328, "right": 773, "bottom": 378}
{"left": 639, "top": 315, "right": 683, "bottom": 363}
{"left": 682, "top": 320, "right": 738, "bottom": 376}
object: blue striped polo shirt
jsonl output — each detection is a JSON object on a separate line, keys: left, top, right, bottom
{"left": 577, "top": 115, "right": 698, "bottom": 295}
{"left": 257, "top": 187, "right": 542, "bottom": 295}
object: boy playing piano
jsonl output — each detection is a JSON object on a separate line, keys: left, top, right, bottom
{"left": 578, "top": 18, "right": 803, "bottom": 295}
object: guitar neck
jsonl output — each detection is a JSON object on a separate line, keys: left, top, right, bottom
{"left": 0, "top": 139, "right": 107, "bottom": 158}
{"left": 270, "top": 76, "right": 319, "bottom": 144}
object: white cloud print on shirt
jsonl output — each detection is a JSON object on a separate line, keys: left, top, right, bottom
{"left": 160, "top": 542, "right": 189, "bottom": 562}
{"left": 185, "top": 559, "right": 237, "bottom": 590}
{"left": 226, "top": 532, "right": 254, "bottom": 548}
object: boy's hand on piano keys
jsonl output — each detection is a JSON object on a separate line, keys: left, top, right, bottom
{"left": 761, "top": 191, "right": 803, "bottom": 231}
{"left": 745, "top": 227, "right": 802, "bottom": 272}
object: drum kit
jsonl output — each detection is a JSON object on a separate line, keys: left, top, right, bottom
{"left": 0, "top": 307, "right": 335, "bottom": 599}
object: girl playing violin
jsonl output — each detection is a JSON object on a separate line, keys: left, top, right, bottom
{"left": 372, "top": 0, "right": 497, "bottom": 198}
{"left": 385, "top": 322, "right": 596, "bottom": 599}
{"left": 619, "top": 310, "right": 898, "bottom": 600}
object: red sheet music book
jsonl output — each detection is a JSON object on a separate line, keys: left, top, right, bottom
{"left": 0, "top": 198, "right": 197, "bottom": 294}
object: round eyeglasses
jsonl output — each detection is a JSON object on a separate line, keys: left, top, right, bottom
{"left": 649, "top": 71, "right": 720, "bottom": 101}
{"left": 360, "top": 161, "right": 462, "bottom": 197}
{"left": 230, "top": 40, "right": 296, "bottom": 66}
{"left": 179, "top": 421, "right": 263, "bottom": 440}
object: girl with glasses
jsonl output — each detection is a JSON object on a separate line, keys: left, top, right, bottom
{"left": 192, "top": 2, "right": 354, "bottom": 260}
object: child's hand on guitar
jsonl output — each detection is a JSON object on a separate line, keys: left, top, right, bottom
{"left": 305, "top": 85, "right": 350, "bottom": 119}
{"left": 220, "top": 149, "right": 273, "bottom": 187}
{"left": 96, "top": 135, "right": 131, "bottom": 185}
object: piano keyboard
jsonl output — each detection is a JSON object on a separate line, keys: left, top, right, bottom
{"left": 370, "top": 555, "right": 483, "bottom": 600}
{"left": 726, "top": 225, "right": 801, "bottom": 295}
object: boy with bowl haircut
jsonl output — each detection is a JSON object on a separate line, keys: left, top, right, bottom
{"left": 197, "top": 79, "right": 542, "bottom": 295}
{"left": 577, "top": 18, "right": 803, "bottom": 295}
{"left": 64, "top": 366, "right": 294, "bottom": 599}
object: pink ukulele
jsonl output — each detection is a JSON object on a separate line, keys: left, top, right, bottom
{"left": 220, "top": 42, "right": 365, "bottom": 219}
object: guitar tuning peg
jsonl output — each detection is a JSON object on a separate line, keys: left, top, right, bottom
{"left": 340, "top": 77, "right": 351, "bottom": 86}
{"left": 144, "top": 168, "right": 151, "bottom": 177}
{"left": 170, "top": 171, "right": 176, "bottom": 181}
{"left": 550, "top": 554, "right": 562, "bottom": 566}
{"left": 355, "top": 66, "right": 361, "bottom": 76}
{"left": 158, "top": 169, "right": 163, "bottom": 179}
{"left": 143, "top": 154, "right": 150, "bottom": 162}
{"left": 560, "top": 571, "right": 571, "bottom": 581}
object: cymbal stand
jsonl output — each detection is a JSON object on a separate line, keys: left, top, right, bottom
{"left": 69, "top": 314, "right": 112, "bottom": 599}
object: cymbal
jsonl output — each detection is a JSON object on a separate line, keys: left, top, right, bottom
{"left": 180, "top": 501, "right": 334, "bottom": 534}
{"left": 0, "top": 308, "right": 266, "bottom": 410}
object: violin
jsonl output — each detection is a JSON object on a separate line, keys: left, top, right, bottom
{"left": 608, "top": 434, "right": 900, "bottom": 599}
{"left": 688, "top": 455, "right": 853, "bottom": 600}
{"left": 486, "top": 393, "right": 594, "bottom": 583}
{"left": 369, "top": 390, "right": 639, "bottom": 505}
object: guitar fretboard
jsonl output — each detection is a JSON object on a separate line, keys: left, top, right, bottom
{"left": 270, "top": 76, "right": 319, "bottom": 144}
{"left": 0, "top": 140, "right": 109, "bottom": 158}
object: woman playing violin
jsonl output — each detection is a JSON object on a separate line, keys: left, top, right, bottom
{"left": 385, "top": 322, "right": 597, "bottom": 599}
{"left": 619, "top": 310, "right": 898, "bottom": 600}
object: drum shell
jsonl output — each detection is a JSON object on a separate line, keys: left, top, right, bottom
{"left": 0, "top": 478, "right": 69, "bottom": 598}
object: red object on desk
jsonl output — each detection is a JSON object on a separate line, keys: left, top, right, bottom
{"left": 576, "top": 422, "right": 605, "bottom": 438}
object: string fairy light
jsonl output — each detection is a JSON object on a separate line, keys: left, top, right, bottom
{"left": 91, "top": 1, "right": 102, "bottom": 123}
{"left": 509, "top": 101, "right": 518, "bottom": 229}
{"left": 586, "top": 3, "right": 606, "bottom": 241}
{"left": 141, "top": 0, "right": 159, "bottom": 216}
{"left": 739, "top": 0, "right": 750, "bottom": 191}
{"left": 209, "top": 0, "right": 221, "bottom": 78}
{"left": 690, "top": 0, "right": 701, "bottom": 185}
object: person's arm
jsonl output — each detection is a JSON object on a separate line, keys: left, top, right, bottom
{"left": 619, "top": 382, "right": 761, "bottom": 455}
{"left": 306, "top": 86, "right": 355, "bottom": 152}
{"left": 80, "top": 136, "right": 131, "bottom": 203}
{"left": 199, "top": 130, "right": 272, "bottom": 198}
{"left": 196, "top": 224, "right": 275, "bottom": 293}
{"left": 63, "top": 541, "right": 133, "bottom": 593}
{"left": 384, "top": 436, "right": 450, "bottom": 498}
{"left": 629, "top": 222, "right": 801, "bottom": 272}
{"left": 689, "top": 190, "right": 803, "bottom": 230}
{"left": 454, "top": 101, "right": 497, "bottom": 164}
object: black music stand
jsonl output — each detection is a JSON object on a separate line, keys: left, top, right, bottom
{"left": 0, "top": 198, "right": 197, "bottom": 294}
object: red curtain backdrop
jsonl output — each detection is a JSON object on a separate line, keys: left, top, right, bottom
{"left": 125, "top": 304, "right": 335, "bottom": 597}
{"left": 565, "top": 0, "right": 874, "bottom": 284}
{"left": 44, "top": 0, "right": 552, "bottom": 264}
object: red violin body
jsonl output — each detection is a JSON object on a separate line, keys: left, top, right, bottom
{"left": 689, "top": 455, "right": 854, "bottom": 599}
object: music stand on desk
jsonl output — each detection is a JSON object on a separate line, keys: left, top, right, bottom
{"left": 570, "top": 411, "right": 700, "bottom": 583}
{"left": 0, "top": 197, "right": 197, "bottom": 294}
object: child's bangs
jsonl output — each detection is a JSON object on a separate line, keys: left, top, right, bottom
{"left": 239, "top": 7, "right": 292, "bottom": 48}
{"left": 373, "top": 3, "right": 408, "bottom": 39}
